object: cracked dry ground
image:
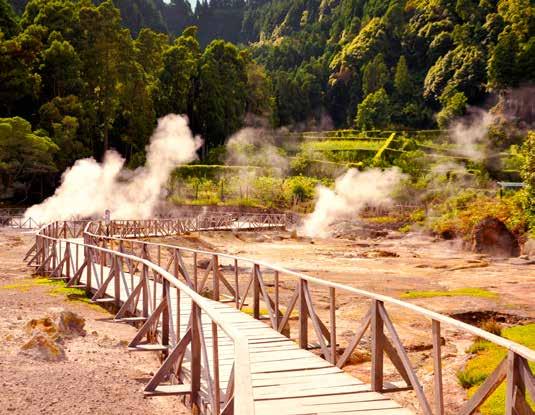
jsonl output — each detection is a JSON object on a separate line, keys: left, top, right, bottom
{"left": 0, "top": 228, "right": 189, "bottom": 415}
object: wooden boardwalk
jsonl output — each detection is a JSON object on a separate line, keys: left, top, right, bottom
{"left": 28, "top": 218, "right": 535, "bottom": 415}
{"left": 62, "top": 240, "right": 412, "bottom": 415}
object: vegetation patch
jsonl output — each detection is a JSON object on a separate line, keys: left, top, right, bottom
{"left": 400, "top": 287, "right": 498, "bottom": 299}
{"left": 457, "top": 324, "right": 535, "bottom": 414}
{"left": 1, "top": 277, "right": 102, "bottom": 310}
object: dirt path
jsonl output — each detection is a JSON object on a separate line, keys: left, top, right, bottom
{"left": 0, "top": 228, "right": 189, "bottom": 415}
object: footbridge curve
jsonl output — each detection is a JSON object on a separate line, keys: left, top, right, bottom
{"left": 24, "top": 215, "right": 535, "bottom": 415}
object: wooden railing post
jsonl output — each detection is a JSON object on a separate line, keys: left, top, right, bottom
{"left": 329, "top": 287, "right": 336, "bottom": 365}
{"left": 161, "top": 278, "right": 170, "bottom": 355}
{"left": 212, "top": 322, "right": 221, "bottom": 414}
{"left": 65, "top": 242, "right": 71, "bottom": 281}
{"left": 86, "top": 246, "right": 92, "bottom": 294}
{"left": 505, "top": 351, "right": 522, "bottom": 415}
{"left": 190, "top": 302, "right": 201, "bottom": 412}
{"left": 142, "top": 263, "right": 149, "bottom": 317}
{"left": 274, "top": 271, "right": 279, "bottom": 330}
{"left": 114, "top": 256, "right": 121, "bottom": 304}
{"left": 432, "top": 320, "right": 444, "bottom": 415}
{"left": 253, "top": 264, "right": 260, "bottom": 320}
{"left": 213, "top": 255, "right": 220, "bottom": 301}
{"left": 371, "top": 300, "right": 384, "bottom": 392}
{"left": 299, "top": 279, "right": 308, "bottom": 349}
{"left": 234, "top": 259, "right": 239, "bottom": 309}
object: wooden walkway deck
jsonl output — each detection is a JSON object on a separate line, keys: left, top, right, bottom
{"left": 62, "top": 240, "right": 412, "bottom": 415}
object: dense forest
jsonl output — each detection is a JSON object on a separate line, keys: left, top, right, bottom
{"left": 0, "top": 0, "right": 534, "bottom": 206}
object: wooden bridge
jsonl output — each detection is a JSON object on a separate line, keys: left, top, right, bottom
{"left": 23, "top": 216, "right": 535, "bottom": 415}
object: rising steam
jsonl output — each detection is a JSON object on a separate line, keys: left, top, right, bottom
{"left": 450, "top": 107, "right": 494, "bottom": 161}
{"left": 302, "top": 167, "right": 406, "bottom": 238}
{"left": 24, "top": 114, "right": 202, "bottom": 223}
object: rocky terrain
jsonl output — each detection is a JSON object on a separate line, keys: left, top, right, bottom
{"left": 0, "top": 228, "right": 188, "bottom": 415}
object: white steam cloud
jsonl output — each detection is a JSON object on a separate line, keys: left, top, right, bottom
{"left": 302, "top": 167, "right": 406, "bottom": 238}
{"left": 450, "top": 107, "right": 494, "bottom": 161}
{"left": 25, "top": 114, "right": 202, "bottom": 223}
{"left": 225, "top": 127, "right": 289, "bottom": 175}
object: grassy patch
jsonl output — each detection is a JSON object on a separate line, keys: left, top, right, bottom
{"left": 2, "top": 277, "right": 103, "bottom": 310}
{"left": 364, "top": 215, "right": 399, "bottom": 224}
{"left": 400, "top": 287, "right": 498, "bottom": 299}
{"left": 458, "top": 324, "right": 535, "bottom": 414}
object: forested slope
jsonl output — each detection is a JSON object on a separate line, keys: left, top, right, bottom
{"left": 1, "top": 0, "right": 534, "bottom": 206}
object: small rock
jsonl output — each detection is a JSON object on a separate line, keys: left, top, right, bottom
{"left": 523, "top": 239, "right": 535, "bottom": 257}
{"left": 25, "top": 317, "right": 58, "bottom": 338}
{"left": 57, "top": 311, "right": 86, "bottom": 338}
{"left": 20, "top": 334, "right": 66, "bottom": 362}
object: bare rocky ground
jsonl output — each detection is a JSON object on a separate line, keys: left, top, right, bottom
{"left": 0, "top": 228, "right": 189, "bottom": 415}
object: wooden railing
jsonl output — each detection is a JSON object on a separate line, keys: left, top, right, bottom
{"left": 0, "top": 215, "right": 43, "bottom": 229}
{"left": 31, "top": 221, "right": 256, "bottom": 415}
{"left": 28, "top": 218, "right": 535, "bottom": 415}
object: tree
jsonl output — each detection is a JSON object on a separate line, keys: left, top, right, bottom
{"left": 0, "top": 116, "right": 58, "bottom": 200}
{"left": 361, "top": 53, "right": 388, "bottom": 96}
{"left": 354, "top": 88, "right": 391, "bottom": 130}
{"left": 488, "top": 30, "right": 519, "bottom": 89}
{"left": 521, "top": 131, "right": 535, "bottom": 231}
{"left": 394, "top": 55, "right": 412, "bottom": 98}
{"left": 424, "top": 45, "right": 486, "bottom": 102}
{"left": 244, "top": 56, "right": 274, "bottom": 119}
{"left": 196, "top": 39, "right": 247, "bottom": 148}
{"left": 517, "top": 36, "right": 535, "bottom": 84}
{"left": 0, "top": 24, "right": 44, "bottom": 117}
{"left": 134, "top": 28, "right": 168, "bottom": 78}
{"left": 38, "top": 95, "right": 90, "bottom": 171}
{"left": 436, "top": 91, "right": 467, "bottom": 129}
{"left": 156, "top": 26, "right": 199, "bottom": 117}
{"left": 78, "top": 0, "right": 135, "bottom": 153}
{"left": 0, "top": 0, "right": 18, "bottom": 38}
{"left": 39, "top": 36, "right": 81, "bottom": 99}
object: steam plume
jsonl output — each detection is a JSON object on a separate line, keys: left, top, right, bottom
{"left": 302, "top": 167, "right": 406, "bottom": 238}
{"left": 450, "top": 107, "right": 494, "bottom": 161}
{"left": 225, "top": 127, "right": 289, "bottom": 175}
{"left": 25, "top": 114, "right": 202, "bottom": 223}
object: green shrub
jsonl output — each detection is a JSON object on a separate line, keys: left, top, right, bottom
{"left": 283, "top": 176, "right": 322, "bottom": 205}
{"left": 457, "top": 324, "right": 535, "bottom": 415}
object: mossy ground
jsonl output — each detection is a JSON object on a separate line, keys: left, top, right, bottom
{"left": 1, "top": 277, "right": 103, "bottom": 311}
{"left": 400, "top": 287, "right": 498, "bottom": 299}
{"left": 457, "top": 324, "right": 535, "bottom": 414}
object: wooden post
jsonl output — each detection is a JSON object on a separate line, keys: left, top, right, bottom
{"left": 86, "top": 246, "right": 92, "bottom": 294}
{"left": 142, "top": 264, "right": 149, "bottom": 318}
{"left": 299, "top": 279, "right": 308, "bottom": 349}
{"left": 329, "top": 287, "right": 336, "bottom": 365}
{"left": 234, "top": 259, "right": 239, "bottom": 309}
{"left": 371, "top": 300, "right": 384, "bottom": 392}
{"left": 114, "top": 256, "right": 120, "bottom": 304}
{"left": 505, "top": 351, "right": 520, "bottom": 415}
{"left": 212, "top": 322, "right": 221, "bottom": 414}
{"left": 213, "top": 255, "right": 220, "bottom": 301}
{"left": 190, "top": 303, "right": 201, "bottom": 412}
{"left": 161, "top": 279, "right": 169, "bottom": 356}
{"left": 432, "top": 320, "right": 444, "bottom": 415}
{"left": 65, "top": 242, "right": 71, "bottom": 281}
{"left": 253, "top": 265, "right": 260, "bottom": 320}
{"left": 274, "top": 271, "right": 279, "bottom": 330}
{"left": 193, "top": 252, "right": 198, "bottom": 291}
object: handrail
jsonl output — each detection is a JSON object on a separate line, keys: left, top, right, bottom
{"left": 30, "top": 218, "right": 535, "bottom": 415}
{"left": 85, "top": 226, "right": 535, "bottom": 362}
{"left": 34, "top": 220, "right": 257, "bottom": 414}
